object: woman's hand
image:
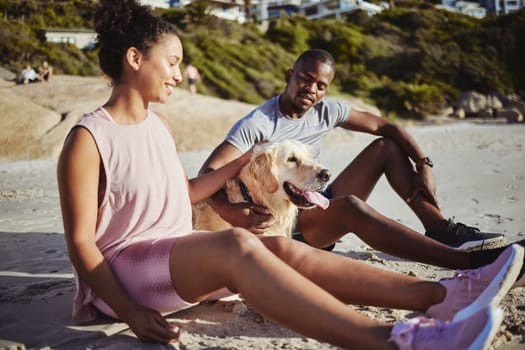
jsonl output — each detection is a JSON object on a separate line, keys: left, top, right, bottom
{"left": 120, "top": 304, "right": 181, "bottom": 344}
{"left": 238, "top": 140, "right": 271, "bottom": 166}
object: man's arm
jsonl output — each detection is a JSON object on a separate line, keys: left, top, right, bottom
{"left": 342, "top": 109, "right": 427, "bottom": 162}
{"left": 199, "top": 141, "right": 274, "bottom": 234}
{"left": 199, "top": 141, "right": 241, "bottom": 175}
{"left": 342, "top": 108, "right": 439, "bottom": 206}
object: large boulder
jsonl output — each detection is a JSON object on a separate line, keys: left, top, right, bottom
{"left": 496, "top": 107, "right": 523, "bottom": 123}
{"left": 0, "top": 90, "right": 62, "bottom": 161}
{"left": 454, "top": 91, "right": 504, "bottom": 116}
{"left": 455, "top": 91, "right": 487, "bottom": 115}
{"left": 486, "top": 93, "right": 503, "bottom": 110}
{"left": 0, "top": 66, "right": 16, "bottom": 81}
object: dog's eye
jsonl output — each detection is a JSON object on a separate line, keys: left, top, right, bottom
{"left": 287, "top": 156, "right": 297, "bottom": 163}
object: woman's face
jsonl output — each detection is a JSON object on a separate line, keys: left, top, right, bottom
{"left": 137, "top": 34, "right": 183, "bottom": 104}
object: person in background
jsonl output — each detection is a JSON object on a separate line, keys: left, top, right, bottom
{"left": 16, "top": 63, "right": 39, "bottom": 84}
{"left": 39, "top": 61, "right": 53, "bottom": 82}
{"left": 183, "top": 62, "right": 201, "bottom": 94}
{"left": 56, "top": 1, "right": 523, "bottom": 348}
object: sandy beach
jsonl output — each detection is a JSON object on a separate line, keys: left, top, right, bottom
{"left": 0, "top": 76, "right": 524, "bottom": 349}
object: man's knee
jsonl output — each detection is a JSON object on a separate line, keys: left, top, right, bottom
{"left": 293, "top": 233, "right": 336, "bottom": 252}
{"left": 374, "top": 138, "right": 410, "bottom": 162}
{"left": 341, "top": 194, "right": 370, "bottom": 216}
{"left": 371, "top": 137, "right": 401, "bottom": 154}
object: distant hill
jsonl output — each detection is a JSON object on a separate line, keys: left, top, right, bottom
{"left": 1, "top": 1, "right": 523, "bottom": 119}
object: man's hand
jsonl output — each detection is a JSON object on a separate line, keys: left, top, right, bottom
{"left": 406, "top": 166, "right": 439, "bottom": 208}
{"left": 120, "top": 304, "right": 181, "bottom": 344}
{"left": 220, "top": 201, "right": 275, "bottom": 235}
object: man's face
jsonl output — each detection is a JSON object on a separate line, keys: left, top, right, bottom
{"left": 283, "top": 59, "right": 335, "bottom": 115}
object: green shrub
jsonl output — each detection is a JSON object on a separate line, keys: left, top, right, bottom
{"left": 371, "top": 80, "right": 446, "bottom": 119}
{"left": 1, "top": 1, "right": 524, "bottom": 119}
{"left": 265, "top": 16, "right": 310, "bottom": 55}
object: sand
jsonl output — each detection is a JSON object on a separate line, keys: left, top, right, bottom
{"left": 0, "top": 76, "right": 524, "bottom": 349}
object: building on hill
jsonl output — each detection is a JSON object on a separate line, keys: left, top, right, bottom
{"left": 486, "top": 0, "right": 524, "bottom": 14}
{"left": 41, "top": 28, "right": 97, "bottom": 50}
{"left": 298, "top": 0, "right": 385, "bottom": 19}
{"left": 139, "top": 0, "right": 172, "bottom": 8}
{"left": 205, "top": 0, "right": 248, "bottom": 23}
{"left": 437, "top": 0, "right": 487, "bottom": 18}
{"left": 142, "top": 0, "right": 524, "bottom": 20}
{"left": 143, "top": 0, "right": 384, "bottom": 21}
{"left": 438, "top": 0, "right": 524, "bottom": 17}
{"left": 263, "top": 0, "right": 302, "bottom": 19}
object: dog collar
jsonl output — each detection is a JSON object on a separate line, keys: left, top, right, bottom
{"left": 238, "top": 180, "right": 253, "bottom": 203}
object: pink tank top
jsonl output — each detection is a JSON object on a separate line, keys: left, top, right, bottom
{"left": 71, "top": 107, "right": 193, "bottom": 320}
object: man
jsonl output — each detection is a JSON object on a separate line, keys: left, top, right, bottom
{"left": 199, "top": 49, "right": 509, "bottom": 271}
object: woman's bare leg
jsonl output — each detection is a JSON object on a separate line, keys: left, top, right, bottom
{"left": 169, "top": 228, "right": 443, "bottom": 349}
{"left": 262, "top": 235, "right": 445, "bottom": 311}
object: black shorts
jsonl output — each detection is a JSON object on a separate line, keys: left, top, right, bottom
{"left": 292, "top": 185, "right": 336, "bottom": 251}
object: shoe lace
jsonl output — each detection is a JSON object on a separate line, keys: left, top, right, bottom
{"left": 454, "top": 222, "right": 480, "bottom": 236}
{"left": 453, "top": 269, "right": 481, "bottom": 296}
{"left": 389, "top": 317, "right": 447, "bottom": 350}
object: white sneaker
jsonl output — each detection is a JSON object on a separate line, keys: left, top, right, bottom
{"left": 389, "top": 306, "right": 503, "bottom": 350}
{"left": 426, "top": 244, "right": 523, "bottom": 321}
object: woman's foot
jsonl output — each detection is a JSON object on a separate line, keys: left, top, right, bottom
{"left": 427, "top": 244, "right": 523, "bottom": 321}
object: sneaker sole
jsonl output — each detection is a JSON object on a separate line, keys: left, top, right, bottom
{"left": 454, "top": 244, "right": 524, "bottom": 321}
{"left": 468, "top": 306, "right": 503, "bottom": 350}
{"left": 512, "top": 269, "right": 525, "bottom": 289}
{"left": 455, "top": 237, "right": 506, "bottom": 251}
{"left": 511, "top": 239, "right": 525, "bottom": 288}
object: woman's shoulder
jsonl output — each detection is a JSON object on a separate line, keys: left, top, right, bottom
{"left": 77, "top": 107, "right": 109, "bottom": 124}
{"left": 150, "top": 110, "right": 176, "bottom": 140}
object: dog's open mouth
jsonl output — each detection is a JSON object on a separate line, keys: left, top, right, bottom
{"left": 284, "top": 182, "right": 330, "bottom": 209}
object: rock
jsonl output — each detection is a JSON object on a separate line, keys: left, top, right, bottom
{"left": 0, "top": 89, "right": 62, "bottom": 161}
{"left": 486, "top": 93, "right": 503, "bottom": 110}
{"left": 505, "top": 99, "right": 525, "bottom": 117}
{"left": 496, "top": 107, "right": 523, "bottom": 123}
{"left": 477, "top": 110, "right": 493, "bottom": 119}
{"left": 0, "top": 66, "right": 16, "bottom": 81}
{"left": 451, "top": 107, "right": 465, "bottom": 119}
{"left": 455, "top": 91, "right": 487, "bottom": 115}
{"left": 438, "top": 106, "right": 454, "bottom": 117}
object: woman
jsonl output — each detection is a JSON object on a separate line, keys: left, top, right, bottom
{"left": 57, "top": 0, "right": 522, "bottom": 348}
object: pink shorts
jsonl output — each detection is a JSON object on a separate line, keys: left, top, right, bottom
{"left": 92, "top": 237, "right": 197, "bottom": 318}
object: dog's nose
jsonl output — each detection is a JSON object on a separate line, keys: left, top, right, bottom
{"left": 317, "top": 169, "right": 331, "bottom": 182}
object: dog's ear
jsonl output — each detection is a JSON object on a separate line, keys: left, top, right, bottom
{"left": 248, "top": 150, "right": 279, "bottom": 193}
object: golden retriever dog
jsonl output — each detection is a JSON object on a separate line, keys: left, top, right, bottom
{"left": 193, "top": 140, "right": 331, "bottom": 237}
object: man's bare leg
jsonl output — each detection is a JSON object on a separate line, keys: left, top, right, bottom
{"left": 299, "top": 137, "right": 504, "bottom": 254}
{"left": 329, "top": 137, "right": 447, "bottom": 233}
{"left": 299, "top": 194, "right": 472, "bottom": 269}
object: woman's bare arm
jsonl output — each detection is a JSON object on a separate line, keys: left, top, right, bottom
{"left": 57, "top": 127, "right": 179, "bottom": 342}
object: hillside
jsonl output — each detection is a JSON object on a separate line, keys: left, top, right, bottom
{"left": 1, "top": 1, "right": 524, "bottom": 119}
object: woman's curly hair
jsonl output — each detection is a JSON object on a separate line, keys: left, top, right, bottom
{"left": 94, "top": 0, "right": 176, "bottom": 83}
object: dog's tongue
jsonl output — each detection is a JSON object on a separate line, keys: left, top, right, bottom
{"left": 303, "top": 191, "right": 330, "bottom": 210}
